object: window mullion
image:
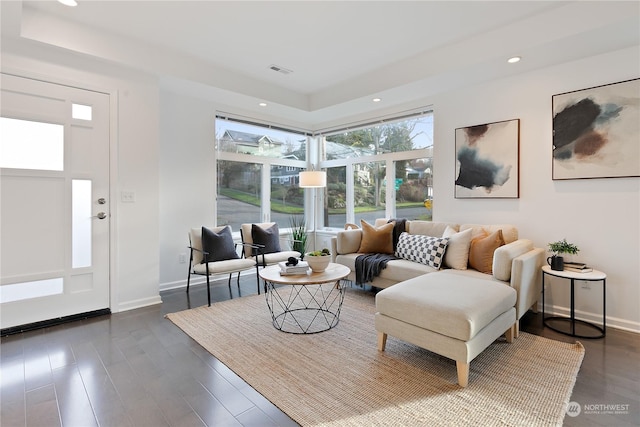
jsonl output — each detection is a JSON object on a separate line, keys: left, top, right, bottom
{"left": 346, "top": 164, "right": 355, "bottom": 224}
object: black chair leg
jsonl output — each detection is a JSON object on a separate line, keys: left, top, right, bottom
{"left": 206, "top": 275, "right": 211, "bottom": 307}
{"left": 255, "top": 265, "right": 261, "bottom": 295}
{"left": 236, "top": 272, "right": 241, "bottom": 290}
{"left": 227, "top": 273, "right": 233, "bottom": 290}
{"left": 186, "top": 263, "right": 192, "bottom": 293}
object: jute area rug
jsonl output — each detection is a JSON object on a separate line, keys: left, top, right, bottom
{"left": 166, "top": 287, "right": 584, "bottom": 427}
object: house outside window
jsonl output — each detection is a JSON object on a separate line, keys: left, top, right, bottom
{"left": 215, "top": 117, "right": 307, "bottom": 232}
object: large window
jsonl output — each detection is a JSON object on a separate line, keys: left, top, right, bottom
{"left": 215, "top": 111, "right": 433, "bottom": 232}
{"left": 215, "top": 117, "right": 308, "bottom": 232}
{"left": 321, "top": 112, "right": 433, "bottom": 227}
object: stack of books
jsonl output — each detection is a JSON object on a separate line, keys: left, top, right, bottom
{"left": 564, "top": 262, "right": 593, "bottom": 273}
{"left": 278, "top": 260, "right": 310, "bottom": 276}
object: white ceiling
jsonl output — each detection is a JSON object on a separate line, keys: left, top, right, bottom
{"left": 2, "top": 1, "right": 639, "bottom": 128}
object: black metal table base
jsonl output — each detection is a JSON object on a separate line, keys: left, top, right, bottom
{"left": 544, "top": 316, "right": 605, "bottom": 339}
{"left": 542, "top": 268, "right": 606, "bottom": 339}
{"left": 265, "top": 280, "right": 346, "bottom": 334}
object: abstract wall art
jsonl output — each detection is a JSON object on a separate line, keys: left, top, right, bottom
{"left": 455, "top": 119, "right": 520, "bottom": 198}
{"left": 552, "top": 78, "right": 639, "bottom": 180}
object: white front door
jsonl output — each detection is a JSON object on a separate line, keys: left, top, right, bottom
{"left": 0, "top": 73, "right": 110, "bottom": 330}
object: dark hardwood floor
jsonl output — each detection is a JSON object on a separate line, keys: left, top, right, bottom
{"left": 1, "top": 276, "right": 638, "bottom": 426}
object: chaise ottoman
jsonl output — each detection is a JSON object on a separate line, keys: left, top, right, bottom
{"left": 375, "top": 272, "right": 517, "bottom": 387}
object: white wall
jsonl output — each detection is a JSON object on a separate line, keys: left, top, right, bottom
{"left": 432, "top": 46, "right": 639, "bottom": 332}
{"left": 159, "top": 91, "right": 216, "bottom": 289}
{"left": 1, "top": 43, "right": 162, "bottom": 312}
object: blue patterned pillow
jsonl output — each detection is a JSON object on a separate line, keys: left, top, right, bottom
{"left": 395, "top": 232, "right": 449, "bottom": 269}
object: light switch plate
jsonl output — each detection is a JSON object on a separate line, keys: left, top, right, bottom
{"left": 121, "top": 191, "right": 136, "bottom": 203}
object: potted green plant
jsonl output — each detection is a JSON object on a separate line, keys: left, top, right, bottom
{"left": 547, "top": 239, "right": 579, "bottom": 271}
{"left": 306, "top": 248, "right": 331, "bottom": 273}
{"left": 289, "top": 215, "right": 308, "bottom": 259}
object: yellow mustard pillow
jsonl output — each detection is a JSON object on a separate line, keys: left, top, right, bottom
{"left": 468, "top": 229, "right": 505, "bottom": 274}
{"left": 358, "top": 220, "right": 394, "bottom": 254}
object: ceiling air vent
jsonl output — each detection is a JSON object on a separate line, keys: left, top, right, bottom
{"left": 269, "top": 64, "right": 293, "bottom": 75}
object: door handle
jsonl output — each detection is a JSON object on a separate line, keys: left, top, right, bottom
{"left": 95, "top": 212, "right": 107, "bottom": 219}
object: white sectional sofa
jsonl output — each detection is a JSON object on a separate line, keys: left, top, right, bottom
{"left": 331, "top": 219, "right": 545, "bottom": 336}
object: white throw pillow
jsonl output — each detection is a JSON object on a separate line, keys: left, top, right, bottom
{"left": 442, "top": 226, "right": 473, "bottom": 270}
{"left": 395, "top": 232, "right": 449, "bottom": 269}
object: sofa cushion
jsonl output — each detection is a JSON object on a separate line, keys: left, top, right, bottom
{"left": 378, "top": 259, "right": 439, "bottom": 281}
{"left": 493, "top": 239, "right": 534, "bottom": 281}
{"left": 442, "top": 226, "right": 473, "bottom": 270}
{"left": 395, "top": 232, "right": 448, "bottom": 269}
{"left": 358, "top": 220, "right": 394, "bottom": 254}
{"left": 375, "top": 273, "right": 516, "bottom": 341}
{"left": 406, "top": 221, "right": 458, "bottom": 237}
{"left": 336, "top": 229, "right": 362, "bottom": 254}
{"left": 468, "top": 229, "right": 505, "bottom": 274}
{"left": 460, "top": 224, "right": 518, "bottom": 244}
{"left": 336, "top": 254, "right": 439, "bottom": 283}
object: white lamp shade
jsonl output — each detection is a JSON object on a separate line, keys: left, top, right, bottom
{"left": 299, "top": 171, "right": 326, "bottom": 188}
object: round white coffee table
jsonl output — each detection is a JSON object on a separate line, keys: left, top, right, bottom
{"left": 259, "top": 263, "right": 350, "bottom": 334}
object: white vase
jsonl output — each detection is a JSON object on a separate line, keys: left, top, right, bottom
{"left": 306, "top": 254, "right": 331, "bottom": 273}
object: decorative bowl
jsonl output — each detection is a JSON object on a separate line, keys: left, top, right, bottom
{"left": 305, "top": 254, "right": 331, "bottom": 273}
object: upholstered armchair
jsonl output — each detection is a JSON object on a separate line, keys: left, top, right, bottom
{"left": 187, "top": 226, "right": 258, "bottom": 305}
{"left": 240, "top": 222, "right": 302, "bottom": 272}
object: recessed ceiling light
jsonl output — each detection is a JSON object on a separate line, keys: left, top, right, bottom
{"left": 372, "top": 98, "right": 381, "bottom": 102}
{"left": 507, "top": 56, "right": 521, "bottom": 64}
{"left": 259, "top": 102, "right": 267, "bottom": 107}
{"left": 58, "top": 0, "right": 78, "bottom": 6}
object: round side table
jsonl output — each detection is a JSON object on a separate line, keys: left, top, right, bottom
{"left": 541, "top": 265, "right": 606, "bottom": 338}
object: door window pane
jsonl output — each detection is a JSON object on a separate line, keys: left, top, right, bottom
{"left": 72, "top": 179, "right": 92, "bottom": 268}
{"left": 0, "top": 117, "right": 64, "bottom": 171}
{"left": 72, "top": 103, "right": 92, "bottom": 121}
{"left": 0, "top": 278, "right": 63, "bottom": 304}
{"left": 217, "top": 161, "right": 262, "bottom": 230}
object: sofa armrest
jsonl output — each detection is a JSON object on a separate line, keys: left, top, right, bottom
{"left": 509, "top": 247, "right": 545, "bottom": 321}
{"left": 493, "top": 239, "right": 533, "bottom": 281}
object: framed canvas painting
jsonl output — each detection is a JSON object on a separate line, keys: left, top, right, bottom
{"left": 552, "top": 78, "right": 640, "bottom": 180}
{"left": 455, "top": 119, "right": 520, "bottom": 198}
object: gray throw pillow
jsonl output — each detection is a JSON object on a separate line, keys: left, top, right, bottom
{"left": 252, "top": 223, "right": 281, "bottom": 254}
{"left": 201, "top": 226, "right": 239, "bottom": 263}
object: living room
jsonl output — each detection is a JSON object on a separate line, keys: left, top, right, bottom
{"left": 0, "top": 1, "right": 638, "bottom": 426}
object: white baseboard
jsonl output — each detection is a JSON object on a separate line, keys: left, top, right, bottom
{"left": 116, "top": 295, "right": 163, "bottom": 312}
{"left": 160, "top": 270, "right": 256, "bottom": 292}
{"left": 539, "top": 302, "right": 640, "bottom": 334}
